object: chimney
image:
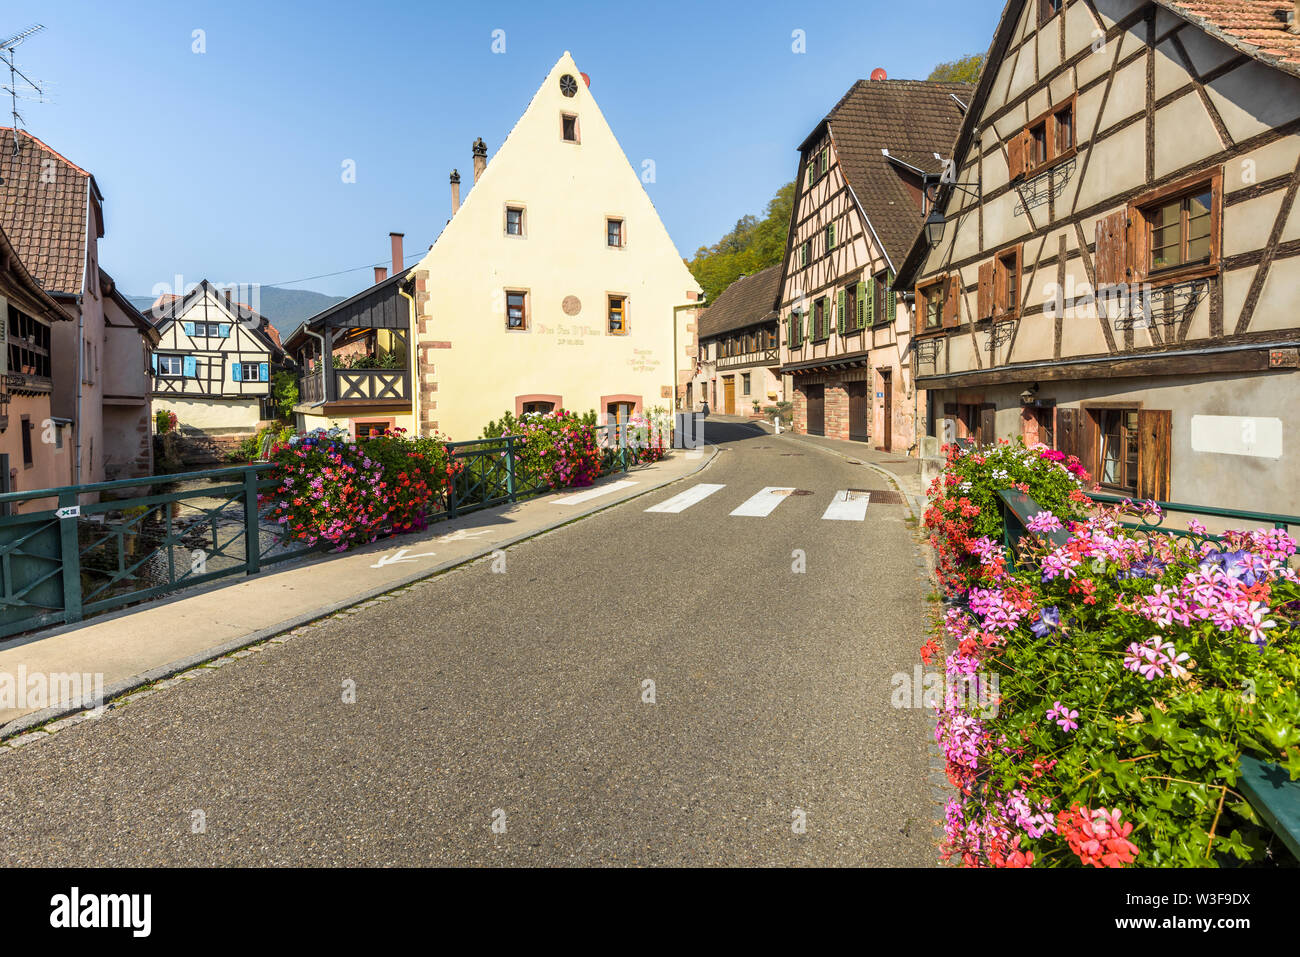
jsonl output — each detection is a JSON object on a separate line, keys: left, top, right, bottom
{"left": 472, "top": 137, "right": 487, "bottom": 183}
{"left": 450, "top": 169, "right": 461, "bottom": 215}
{"left": 390, "top": 232, "right": 404, "bottom": 276}
{"left": 375, "top": 266, "right": 388, "bottom": 284}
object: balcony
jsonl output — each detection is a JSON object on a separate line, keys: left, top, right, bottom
{"left": 717, "top": 347, "right": 779, "bottom": 370}
{"left": 297, "top": 364, "right": 410, "bottom": 406}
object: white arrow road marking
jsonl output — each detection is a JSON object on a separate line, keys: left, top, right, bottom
{"left": 370, "top": 547, "right": 438, "bottom": 569}
{"left": 553, "top": 480, "right": 638, "bottom": 506}
{"left": 822, "top": 489, "right": 871, "bottom": 521}
{"left": 730, "top": 487, "right": 796, "bottom": 517}
{"left": 645, "top": 483, "right": 725, "bottom": 514}
{"left": 435, "top": 529, "right": 494, "bottom": 544}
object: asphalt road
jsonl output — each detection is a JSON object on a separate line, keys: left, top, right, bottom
{"left": 0, "top": 421, "right": 937, "bottom": 866}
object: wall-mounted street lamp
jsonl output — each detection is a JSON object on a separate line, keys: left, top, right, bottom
{"left": 921, "top": 171, "right": 981, "bottom": 248}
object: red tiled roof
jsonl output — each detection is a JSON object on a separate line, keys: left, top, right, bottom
{"left": 698, "top": 264, "right": 783, "bottom": 339}
{"left": 1158, "top": 2, "right": 1300, "bottom": 75}
{"left": 0, "top": 128, "right": 97, "bottom": 296}
{"left": 818, "top": 80, "right": 973, "bottom": 266}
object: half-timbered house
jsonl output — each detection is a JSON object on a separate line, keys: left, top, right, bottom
{"left": 776, "top": 78, "right": 970, "bottom": 450}
{"left": 895, "top": 0, "right": 1300, "bottom": 511}
{"left": 695, "top": 265, "right": 782, "bottom": 415}
{"left": 284, "top": 244, "right": 414, "bottom": 439}
{"left": 148, "top": 280, "right": 285, "bottom": 433}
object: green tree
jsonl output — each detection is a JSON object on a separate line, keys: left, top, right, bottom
{"left": 271, "top": 369, "right": 299, "bottom": 420}
{"left": 687, "top": 181, "right": 795, "bottom": 305}
{"left": 928, "top": 53, "right": 985, "bottom": 84}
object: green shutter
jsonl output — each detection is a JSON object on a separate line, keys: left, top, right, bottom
{"left": 837, "top": 288, "right": 846, "bottom": 334}
{"left": 886, "top": 270, "right": 897, "bottom": 324}
{"left": 827, "top": 223, "right": 835, "bottom": 249}
{"left": 860, "top": 280, "right": 871, "bottom": 329}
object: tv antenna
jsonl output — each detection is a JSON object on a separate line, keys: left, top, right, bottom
{"left": 0, "top": 24, "right": 46, "bottom": 169}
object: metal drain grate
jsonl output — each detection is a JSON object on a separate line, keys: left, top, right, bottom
{"left": 868, "top": 490, "right": 906, "bottom": 505}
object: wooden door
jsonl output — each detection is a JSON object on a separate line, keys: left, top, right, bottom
{"left": 805, "top": 384, "right": 825, "bottom": 436}
{"left": 880, "top": 373, "right": 893, "bottom": 450}
{"left": 723, "top": 376, "right": 736, "bottom": 415}
{"left": 847, "top": 382, "right": 869, "bottom": 443}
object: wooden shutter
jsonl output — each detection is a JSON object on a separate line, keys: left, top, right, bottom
{"left": 231, "top": 362, "right": 241, "bottom": 382}
{"left": 979, "top": 405, "right": 997, "bottom": 447}
{"left": 942, "top": 276, "right": 960, "bottom": 328}
{"left": 977, "top": 261, "right": 995, "bottom": 320}
{"left": 886, "top": 271, "right": 896, "bottom": 324}
{"left": 1094, "top": 210, "right": 1130, "bottom": 288}
{"left": 837, "top": 288, "right": 847, "bottom": 334}
{"left": 260, "top": 362, "right": 270, "bottom": 381}
{"left": 1008, "top": 131, "right": 1033, "bottom": 179}
{"left": 1056, "top": 407, "right": 1082, "bottom": 458}
{"left": 1137, "top": 409, "right": 1172, "bottom": 501}
{"left": 857, "top": 281, "right": 868, "bottom": 329}
{"left": 914, "top": 286, "right": 925, "bottom": 335}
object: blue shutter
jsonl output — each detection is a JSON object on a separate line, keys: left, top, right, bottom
{"left": 218, "top": 323, "right": 231, "bottom": 338}
{"left": 259, "top": 362, "right": 269, "bottom": 382}
{"left": 150, "top": 353, "right": 157, "bottom": 372}
{"left": 232, "top": 363, "right": 242, "bottom": 382}
{"left": 182, "top": 322, "right": 196, "bottom": 336}
{"left": 182, "top": 356, "right": 197, "bottom": 378}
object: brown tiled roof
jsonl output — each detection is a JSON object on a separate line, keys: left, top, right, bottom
{"left": 1158, "top": 2, "right": 1300, "bottom": 76}
{"left": 0, "top": 128, "right": 98, "bottom": 296}
{"left": 816, "top": 80, "right": 972, "bottom": 267}
{"left": 0, "top": 222, "right": 67, "bottom": 324}
{"left": 697, "top": 264, "right": 783, "bottom": 340}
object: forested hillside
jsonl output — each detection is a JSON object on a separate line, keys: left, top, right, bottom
{"left": 687, "top": 182, "right": 794, "bottom": 305}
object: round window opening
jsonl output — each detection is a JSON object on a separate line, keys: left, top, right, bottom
{"left": 559, "top": 74, "right": 578, "bottom": 97}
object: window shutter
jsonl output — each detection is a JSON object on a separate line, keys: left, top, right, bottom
{"left": 886, "top": 271, "right": 896, "bottom": 324}
{"left": 1094, "top": 210, "right": 1130, "bottom": 288}
{"left": 150, "top": 354, "right": 157, "bottom": 372}
{"left": 219, "top": 323, "right": 231, "bottom": 337}
{"left": 978, "top": 261, "right": 995, "bottom": 320}
{"left": 914, "top": 286, "right": 925, "bottom": 336}
{"left": 232, "top": 363, "right": 242, "bottom": 382}
{"left": 1007, "top": 134, "right": 1025, "bottom": 180}
{"left": 183, "top": 356, "right": 197, "bottom": 378}
{"left": 859, "top": 280, "right": 870, "bottom": 329}
{"left": 182, "top": 322, "right": 196, "bottom": 337}
{"left": 942, "top": 276, "right": 960, "bottom": 328}
{"left": 1137, "top": 409, "right": 1172, "bottom": 501}
{"left": 837, "top": 288, "right": 846, "bottom": 334}
{"left": 260, "top": 362, "right": 269, "bottom": 381}
{"left": 1056, "top": 407, "right": 1081, "bottom": 459}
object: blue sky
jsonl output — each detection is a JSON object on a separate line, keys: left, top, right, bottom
{"left": 5, "top": 0, "right": 1004, "bottom": 299}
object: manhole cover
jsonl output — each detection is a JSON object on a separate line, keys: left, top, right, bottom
{"left": 869, "top": 490, "right": 906, "bottom": 505}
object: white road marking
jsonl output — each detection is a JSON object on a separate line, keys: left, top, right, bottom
{"left": 553, "top": 480, "right": 638, "bottom": 506}
{"left": 645, "top": 483, "right": 726, "bottom": 513}
{"left": 730, "top": 487, "right": 796, "bottom": 517}
{"left": 370, "top": 547, "right": 438, "bottom": 569}
{"left": 822, "top": 490, "right": 871, "bottom": 521}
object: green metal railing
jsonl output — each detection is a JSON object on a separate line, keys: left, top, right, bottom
{"left": 0, "top": 426, "right": 641, "bottom": 639}
{"left": 1085, "top": 492, "right": 1299, "bottom": 539}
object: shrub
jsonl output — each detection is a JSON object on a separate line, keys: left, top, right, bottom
{"left": 359, "top": 427, "right": 458, "bottom": 533}
{"left": 926, "top": 440, "right": 1300, "bottom": 868}
{"left": 155, "top": 409, "right": 178, "bottom": 434}
{"left": 494, "top": 409, "right": 602, "bottom": 490}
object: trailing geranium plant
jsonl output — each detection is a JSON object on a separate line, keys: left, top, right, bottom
{"left": 926, "top": 441, "right": 1300, "bottom": 868}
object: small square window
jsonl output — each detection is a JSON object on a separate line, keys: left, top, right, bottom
{"left": 158, "top": 355, "right": 184, "bottom": 377}
{"left": 506, "top": 291, "right": 528, "bottom": 330}
{"left": 608, "top": 295, "right": 627, "bottom": 334}
{"left": 506, "top": 206, "right": 525, "bottom": 236}
{"left": 561, "top": 113, "right": 579, "bottom": 143}
{"left": 607, "top": 218, "right": 624, "bottom": 248}
{"left": 239, "top": 361, "right": 264, "bottom": 382}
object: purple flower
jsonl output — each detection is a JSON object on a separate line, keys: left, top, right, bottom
{"left": 1029, "top": 605, "right": 1060, "bottom": 639}
{"left": 1046, "top": 700, "right": 1079, "bottom": 733}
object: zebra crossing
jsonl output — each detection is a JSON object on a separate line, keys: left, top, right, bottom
{"left": 645, "top": 483, "right": 871, "bottom": 521}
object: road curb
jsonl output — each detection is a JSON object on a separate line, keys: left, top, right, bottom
{"left": 0, "top": 446, "right": 719, "bottom": 743}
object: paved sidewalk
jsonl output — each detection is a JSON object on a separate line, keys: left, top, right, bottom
{"left": 0, "top": 446, "right": 717, "bottom": 736}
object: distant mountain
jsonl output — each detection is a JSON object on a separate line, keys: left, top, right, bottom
{"left": 128, "top": 286, "right": 345, "bottom": 338}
